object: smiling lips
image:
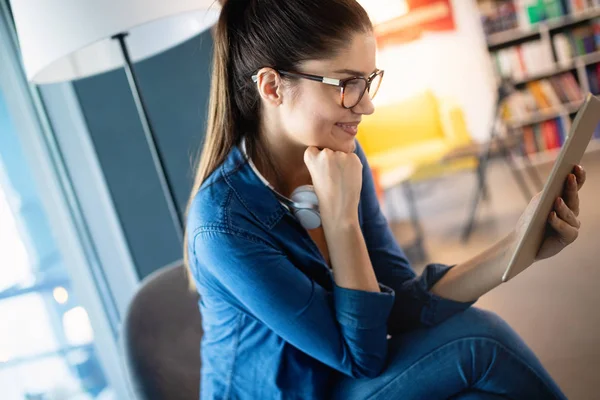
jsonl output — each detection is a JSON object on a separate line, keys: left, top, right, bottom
{"left": 335, "top": 122, "right": 360, "bottom": 136}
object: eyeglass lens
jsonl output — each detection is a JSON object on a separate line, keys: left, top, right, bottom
{"left": 342, "top": 72, "right": 383, "bottom": 108}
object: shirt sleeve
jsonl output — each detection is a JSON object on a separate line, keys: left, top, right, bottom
{"left": 355, "top": 142, "right": 477, "bottom": 334}
{"left": 192, "top": 227, "right": 394, "bottom": 378}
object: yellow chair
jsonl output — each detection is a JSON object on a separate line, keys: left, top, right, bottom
{"left": 357, "top": 91, "right": 479, "bottom": 261}
{"left": 357, "top": 90, "right": 478, "bottom": 188}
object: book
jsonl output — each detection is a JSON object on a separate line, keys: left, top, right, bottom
{"left": 505, "top": 73, "right": 584, "bottom": 125}
{"left": 480, "top": 0, "right": 520, "bottom": 36}
{"left": 594, "top": 122, "right": 600, "bottom": 139}
{"left": 481, "top": 0, "right": 599, "bottom": 39}
{"left": 556, "top": 116, "right": 567, "bottom": 145}
{"left": 549, "top": 76, "right": 571, "bottom": 102}
{"left": 596, "top": 64, "right": 600, "bottom": 94}
{"left": 523, "top": 125, "right": 539, "bottom": 153}
{"left": 593, "top": 19, "right": 600, "bottom": 49}
{"left": 560, "top": 73, "right": 584, "bottom": 102}
{"left": 548, "top": 119, "right": 562, "bottom": 149}
{"left": 543, "top": 0, "right": 566, "bottom": 18}
{"left": 492, "top": 41, "right": 555, "bottom": 80}
{"left": 569, "top": 0, "right": 587, "bottom": 13}
{"left": 553, "top": 33, "right": 574, "bottom": 67}
{"left": 539, "top": 79, "right": 563, "bottom": 106}
{"left": 534, "top": 123, "right": 546, "bottom": 150}
{"left": 588, "top": 65, "right": 600, "bottom": 94}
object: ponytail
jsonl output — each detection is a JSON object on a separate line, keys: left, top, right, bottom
{"left": 183, "top": 1, "right": 240, "bottom": 287}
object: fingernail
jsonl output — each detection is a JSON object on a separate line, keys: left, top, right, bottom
{"left": 571, "top": 174, "right": 577, "bottom": 186}
{"left": 558, "top": 198, "right": 564, "bottom": 207}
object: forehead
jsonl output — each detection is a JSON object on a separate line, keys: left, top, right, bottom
{"left": 302, "top": 32, "right": 377, "bottom": 76}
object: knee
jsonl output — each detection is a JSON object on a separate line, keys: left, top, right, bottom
{"left": 446, "top": 307, "right": 526, "bottom": 351}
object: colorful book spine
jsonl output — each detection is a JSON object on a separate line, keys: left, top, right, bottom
{"left": 521, "top": 118, "right": 564, "bottom": 154}
{"left": 593, "top": 19, "right": 600, "bottom": 50}
{"left": 556, "top": 117, "right": 567, "bottom": 145}
{"left": 523, "top": 126, "right": 538, "bottom": 154}
{"left": 594, "top": 123, "right": 600, "bottom": 139}
{"left": 534, "top": 124, "right": 546, "bottom": 150}
{"left": 544, "top": 0, "right": 566, "bottom": 18}
{"left": 588, "top": 65, "right": 600, "bottom": 94}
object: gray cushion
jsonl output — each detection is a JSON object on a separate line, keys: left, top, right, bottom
{"left": 121, "top": 264, "right": 202, "bottom": 400}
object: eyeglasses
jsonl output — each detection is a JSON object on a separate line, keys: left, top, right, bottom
{"left": 251, "top": 69, "right": 384, "bottom": 109}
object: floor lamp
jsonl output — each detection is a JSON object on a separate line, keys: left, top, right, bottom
{"left": 10, "top": 0, "right": 221, "bottom": 245}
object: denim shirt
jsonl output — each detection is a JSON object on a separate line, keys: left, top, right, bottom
{"left": 186, "top": 141, "right": 476, "bottom": 400}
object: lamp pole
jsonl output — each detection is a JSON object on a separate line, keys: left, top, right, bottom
{"left": 112, "top": 32, "right": 184, "bottom": 245}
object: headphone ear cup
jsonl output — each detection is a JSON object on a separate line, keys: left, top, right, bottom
{"left": 290, "top": 185, "right": 321, "bottom": 230}
{"left": 293, "top": 209, "right": 321, "bottom": 230}
{"left": 290, "top": 185, "right": 319, "bottom": 206}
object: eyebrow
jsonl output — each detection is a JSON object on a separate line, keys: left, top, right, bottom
{"left": 334, "top": 68, "right": 372, "bottom": 77}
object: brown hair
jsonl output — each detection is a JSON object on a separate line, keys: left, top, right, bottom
{"left": 184, "top": 0, "right": 373, "bottom": 281}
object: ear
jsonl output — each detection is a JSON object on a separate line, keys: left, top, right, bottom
{"left": 254, "top": 68, "right": 284, "bottom": 107}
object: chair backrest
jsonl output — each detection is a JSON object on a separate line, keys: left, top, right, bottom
{"left": 357, "top": 91, "right": 446, "bottom": 155}
{"left": 121, "top": 264, "right": 203, "bottom": 400}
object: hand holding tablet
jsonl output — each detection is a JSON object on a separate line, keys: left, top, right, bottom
{"left": 503, "top": 94, "right": 600, "bottom": 282}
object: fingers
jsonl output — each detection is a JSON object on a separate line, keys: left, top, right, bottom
{"left": 554, "top": 197, "right": 580, "bottom": 228}
{"left": 573, "top": 165, "right": 586, "bottom": 190}
{"left": 563, "top": 173, "right": 580, "bottom": 216}
{"left": 304, "top": 146, "right": 320, "bottom": 162}
{"left": 549, "top": 211, "right": 579, "bottom": 245}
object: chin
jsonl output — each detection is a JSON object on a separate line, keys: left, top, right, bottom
{"left": 332, "top": 141, "right": 356, "bottom": 154}
{"left": 314, "top": 140, "right": 355, "bottom": 153}
{"left": 336, "top": 137, "right": 357, "bottom": 153}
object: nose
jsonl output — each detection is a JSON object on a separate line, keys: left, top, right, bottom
{"left": 351, "top": 92, "right": 375, "bottom": 115}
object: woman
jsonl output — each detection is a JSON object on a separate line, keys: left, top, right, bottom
{"left": 185, "top": 0, "right": 585, "bottom": 398}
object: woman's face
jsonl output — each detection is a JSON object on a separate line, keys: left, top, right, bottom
{"left": 277, "top": 32, "right": 378, "bottom": 154}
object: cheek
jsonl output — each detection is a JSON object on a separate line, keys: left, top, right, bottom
{"left": 287, "top": 92, "right": 342, "bottom": 142}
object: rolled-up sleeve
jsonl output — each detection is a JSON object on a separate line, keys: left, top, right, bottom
{"left": 355, "top": 142, "right": 476, "bottom": 334}
{"left": 387, "top": 262, "right": 476, "bottom": 332}
{"left": 193, "top": 228, "right": 394, "bottom": 378}
{"left": 333, "top": 283, "right": 395, "bottom": 329}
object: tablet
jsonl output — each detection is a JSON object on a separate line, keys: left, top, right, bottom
{"left": 502, "top": 93, "right": 600, "bottom": 283}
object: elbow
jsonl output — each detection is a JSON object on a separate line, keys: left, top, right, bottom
{"left": 354, "top": 366, "right": 384, "bottom": 379}
{"left": 349, "top": 354, "right": 388, "bottom": 379}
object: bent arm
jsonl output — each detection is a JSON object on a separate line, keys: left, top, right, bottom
{"left": 430, "top": 231, "right": 517, "bottom": 302}
{"left": 192, "top": 228, "right": 394, "bottom": 378}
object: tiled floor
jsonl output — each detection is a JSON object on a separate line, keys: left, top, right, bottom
{"left": 390, "top": 151, "right": 600, "bottom": 399}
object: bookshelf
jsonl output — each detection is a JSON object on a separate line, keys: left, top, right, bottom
{"left": 486, "top": 7, "right": 600, "bottom": 49}
{"left": 478, "top": 0, "right": 600, "bottom": 162}
{"left": 512, "top": 49, "right": 600, "bottom": 85}
{"left": 515, "top": 135, "right": 600, "bottom": 168}
{"left": 507, "top": 99, "right": 582, "bottom": 127}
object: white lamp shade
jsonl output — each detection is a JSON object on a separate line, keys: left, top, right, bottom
{"left": 10, "top": 0, "right": 221, "bottom": 84}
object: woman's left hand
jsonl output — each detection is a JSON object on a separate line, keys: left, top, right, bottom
{"left": 522, "top": 165, "right": 587, "bottom": 262}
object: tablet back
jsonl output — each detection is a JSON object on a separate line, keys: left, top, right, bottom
{"left": 502, "top": 94, "right": 600, "bottom": 282}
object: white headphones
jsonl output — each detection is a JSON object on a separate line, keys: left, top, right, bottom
{"left": 241, "top": 140, "right": 322, "bottom": 230}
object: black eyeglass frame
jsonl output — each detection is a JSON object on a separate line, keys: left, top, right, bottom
{"left": 251, "top": 69, "right": 385, "bottom": 109}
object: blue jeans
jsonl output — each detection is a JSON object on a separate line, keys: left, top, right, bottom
{"left": 331, "top": 307, "right": 566, "bottom": 399}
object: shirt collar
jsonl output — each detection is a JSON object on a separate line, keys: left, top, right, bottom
{"left": 221, "top": 144, "right": 286, "bottom": 230}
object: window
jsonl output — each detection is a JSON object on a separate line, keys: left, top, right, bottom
{"left": 0, "top": 91, "right": 114, "bottom": 399}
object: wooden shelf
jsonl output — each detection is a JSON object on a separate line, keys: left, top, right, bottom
{"left": 579, "top": 51, "right": 600, "bottom": 66}
{"left": 487, "top": 27, "right": 540, "bottom": 49}
{"left": 506, "top": 50, "right": 600, "bottom": 86}
{"left": 508, "top": 100, "right": 584, "bottom": 128}
{"left": 487, "top": 8, "right": 600, "bottom": 49}
{"left": 513, "top": 64, "right": 576, "bottom": 86}
{"left": 545, "top": 8, "right": 600, "bottom": 31}
{"left": 517, "top": 138, "right": 600, "bottom": 168}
